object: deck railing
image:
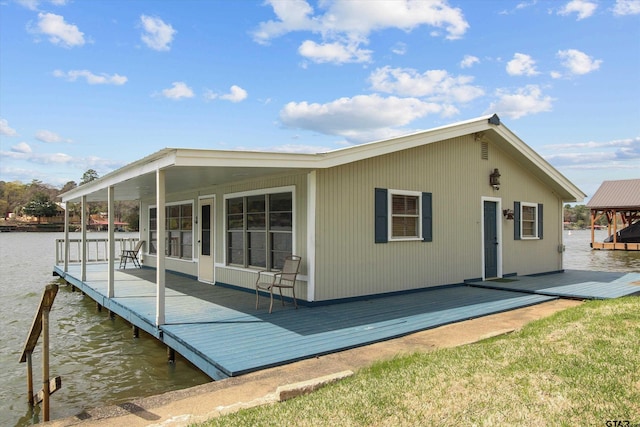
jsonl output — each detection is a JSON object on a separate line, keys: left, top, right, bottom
{"left": 55, "top": 237, "right": 140, "bottom": 265}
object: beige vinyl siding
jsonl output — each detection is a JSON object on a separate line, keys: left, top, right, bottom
{"left": 314, "top": 134, "right": 563, "bottom": 301}
{"left": 213, "top": 172, "right": 308, "bottom": 300}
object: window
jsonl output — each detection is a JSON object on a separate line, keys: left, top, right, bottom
{"left": 521, "top": 203, "right": 537, "bottom": 238}
{"left": 391, "top": 193, "right": 420, "bottom": 238}
{"left": 514, "top": 201, "right": 543, "bottom": 240}
{"left": 226, "top": 191, "right": 293, "bottom": 270}
{"left": 149, "top": 202, "right": 193, "bottom": 259}
{"left": 375, "top": 188, "right": 432, "bottom": 243}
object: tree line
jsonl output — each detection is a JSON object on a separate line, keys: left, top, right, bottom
{"left": 564, "top": 204, "right": 607, "bottom": 229}
{"left": 0, "top": 169, "right": 139, "bottom": 230}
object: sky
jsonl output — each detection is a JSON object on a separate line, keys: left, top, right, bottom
{"left": 0, "top": 0, "right": 639, "bottom": 200}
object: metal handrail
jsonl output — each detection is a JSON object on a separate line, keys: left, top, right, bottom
{"left": 55, "top": 237, "right": 140, "bottom": 265}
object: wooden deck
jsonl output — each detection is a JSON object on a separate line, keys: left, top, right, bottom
{"left": 468, "top": 269, "right": 640, "bottom": 300}
{"left": 52, "top": 265, "right": 637, "bottom": 381}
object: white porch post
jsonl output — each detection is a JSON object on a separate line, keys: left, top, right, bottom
{"left": 306, "top": 171, "right": 316, "bottom": 302}
{"left": 63, "top": 202, "right": 69, "bottom": 273}
{"left": 107, "top": 186, "right": 115, "bottom": 298}
{"left": 81, "top": 196, "right": 87, "bottom": 282}
{"left": 156, "top": 169, "right": 166, "bottom": 326}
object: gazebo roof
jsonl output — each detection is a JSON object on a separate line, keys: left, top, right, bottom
{"left": 586, "top": 179, "right": 640, "bottom": 210}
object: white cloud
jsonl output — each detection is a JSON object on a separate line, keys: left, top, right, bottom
{"left": 161, "top": 82, "right": 194, "bottom": 100}
{"left": 140, "top": 15, "right": 176, "bottom": 51}
{"left": 558, "top": 0, "right": 598, "bottom": 20}
{"left": 35, "top": 130, "right": 72, "bottom": 143}
{"left": 254, "top": 0, "right": 469, "bottom": 64}
{"left": 391, "top": 42, "right": 407, "bottom": 55}
{"left": 369, "top": 66, "right": 484, "bottom": 103}
{"left": 542, "top": 137, "right": 640, "bottom": 168}
{"left": 279, "top": 94, "right": 444, "bottom": 143}
{"left": 556, "top": 49, "right": 602, "bottom": 75}
{"left": 613, "top": 0, "right": 640, "bottom": 15}
{"left": 0, "top": 118, "right": 18, "bottom": 136}
{"left": 53, "top": 69, "right": 127, "bottom": 85}
{"left": 11, "top": 142, "right": 32, "bottom": 153}
{"left": 204, "top": 85, "right": 248, "bottom": 103}
{"left": 32, "top": 12, "right": 85, "bottom": 48}
{"left": 460, "top": 55, "right": 480, "bottom": 68}
{"left": 298, "top": 40, "right": 372, "bottom": 64}
{"left": 17, "top": 0, "right": 68, "bottom": 10}
{"left": 486, "top": 85, "right": 554, "bottom": 119}
{"left": 506, "top": 53, "right": 539, "bottom": 76}
{"left": 221, "top": 85, "right": 248, "bottom": 103}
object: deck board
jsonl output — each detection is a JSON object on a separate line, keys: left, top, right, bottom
{"left": 468, "top": 269, "right": 640, "bottom": 300}
{"left": 53, "top": 264, "right": 637, "bottom": 380}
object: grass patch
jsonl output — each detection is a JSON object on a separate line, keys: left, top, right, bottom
{"left": 195, "top": 298, "right": 640, "bottom": 426}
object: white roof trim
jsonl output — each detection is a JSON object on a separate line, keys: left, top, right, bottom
{"left": 60, "top": 114, "right": 585, "bottom": 203}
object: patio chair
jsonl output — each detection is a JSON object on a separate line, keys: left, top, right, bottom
{"left": 119, "top": 240, "right": 144, "bottom": 269}
{"left": 255, "top": 255, "right": 301, "bottom": 313}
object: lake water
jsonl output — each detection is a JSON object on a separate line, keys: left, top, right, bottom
{"left": 1, "top": 230, "right": 639, "bottom": 426}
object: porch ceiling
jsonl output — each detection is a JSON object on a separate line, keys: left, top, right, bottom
{"left": 71, "top": 165, "right": 310, "bottom": 202}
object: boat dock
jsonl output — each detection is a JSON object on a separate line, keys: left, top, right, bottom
{"left": 53, "top": 265, "right": 640, "bottom": 381}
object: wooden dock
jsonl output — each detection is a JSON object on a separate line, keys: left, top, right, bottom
{"left": 467, "top": 269, "right": 640, "bottom": 300}
{"left": 52, "top": 264, "right": 566, "bottom": 380}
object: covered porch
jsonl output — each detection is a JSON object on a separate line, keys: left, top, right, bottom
{"left": 53, "top": 263, "right": 558, "bottom": 380}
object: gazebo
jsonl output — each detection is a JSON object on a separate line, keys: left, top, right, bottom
{"left": 587, "top": 179, "right": 640, "bottom": 251}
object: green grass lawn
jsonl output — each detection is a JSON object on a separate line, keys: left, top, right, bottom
{"left": 196, "top": 297, "right": 640, "bottom": 426}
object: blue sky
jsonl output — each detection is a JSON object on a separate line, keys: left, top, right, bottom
{"left": 1, "top": 0, "right": 638, "bottom": 200}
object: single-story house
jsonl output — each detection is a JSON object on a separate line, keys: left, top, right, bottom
{"left": 59, "top": 114, "right": 585, "bottom": 323}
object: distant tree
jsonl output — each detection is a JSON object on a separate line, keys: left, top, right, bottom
{"left": 60, "top": 181, "right": 77, "bottom": 193}
{"left": 23, "top": 193, "right": 59, "bottom": 223}
{"left": 80, "top": 169, "right": 99, "bottom": 185}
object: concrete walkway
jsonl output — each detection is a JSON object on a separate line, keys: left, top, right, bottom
{"left": 46, "top": 299, "right": 580, "bottom": 427}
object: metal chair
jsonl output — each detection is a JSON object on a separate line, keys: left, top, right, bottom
{"left": 255, "top": 255, "right": 301, "bottom": 313}
{"left": 119, "top": 240, "right": 144, "bottom": 269}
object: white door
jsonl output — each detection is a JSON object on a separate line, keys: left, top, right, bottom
{"left": 198, "top": 197, "right": 214, "bottom": 283}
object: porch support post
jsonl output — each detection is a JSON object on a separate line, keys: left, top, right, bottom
{"left": 81, "top": 196, "right": 87, "bottom": 281}
{"left": 156, "top": 169, "right": 166, "bottom": 326}
{"left": 63, "top": 202, "right": 69, "bottom": 273}
{"left": 306, "top": 171, "right": 316, "bottom": 302}
{"left": 107, "top": 186, "right": 115, "bottom": 298}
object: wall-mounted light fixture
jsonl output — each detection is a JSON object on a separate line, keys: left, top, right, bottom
{"left": 503, "top": 209, "right": 514, "bottom": 220}
{"left": 490, "top": 168, "right": 501, "bottom": 190}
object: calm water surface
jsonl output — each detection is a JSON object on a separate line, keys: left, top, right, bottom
{"left": 0, "top": 232, "right": 210, "bottom": 427}
{"left": 0, "top": 229, "right": 638, "bottom": 426}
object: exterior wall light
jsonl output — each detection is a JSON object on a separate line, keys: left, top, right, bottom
{"left": 490, "top": 168, "right": 501, "bottom": 190}
{"left": 503, "top": 209, "right": 514, "bottom": 220}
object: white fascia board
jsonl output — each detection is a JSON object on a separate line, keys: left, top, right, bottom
{"left": 172, "top": 148, "right": 321, "bottom": 168}
{"left": 492, "top": 125, "right": 586, "bottom": 202}
{"left": 61, "top": 149, "right": 177, "bottom": 202}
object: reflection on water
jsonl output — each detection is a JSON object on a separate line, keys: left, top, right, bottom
{"left": 0, "top": 230, "right": 638, "bottom": 426}
{"left": 563, "top": 229, "right": 640, "bottom": 272}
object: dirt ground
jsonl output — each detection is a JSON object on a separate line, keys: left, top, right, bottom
{"left": 46, "top": 298, "right": 581, "bottom": 427}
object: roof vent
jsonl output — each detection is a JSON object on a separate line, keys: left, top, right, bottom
{"left": 481, "top": 142, "right": 489, "bottom": 160}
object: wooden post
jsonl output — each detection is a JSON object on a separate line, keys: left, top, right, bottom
{"left": 133, "top": 325, "right": 139, "bottom": 338}
{"left": 167, "top": 347, "right": 175, "bottom": 364}
{"left": 26, "top": 351, "right": 34, "bottom": 407}
{"left": 42, "top": 305, "right": 50, "bottom": 422}
{"left": 590, "top": 210, "right": 595, "bottom": 247}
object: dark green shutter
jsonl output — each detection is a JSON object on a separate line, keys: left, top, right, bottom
{"left": 422, "top": 192, "right": 433, "bottom": 242}
{"left": 538, "top": 203, "right": 543, "bottom": 239}
{"left": 374, "top": 188, "right": 388, "bottom": 243}
{"left": 514, "top": 201, "right": 521, "bottom": 240}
